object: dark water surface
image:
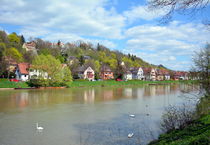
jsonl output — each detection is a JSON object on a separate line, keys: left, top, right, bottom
{"left": 0, "top": 84, "right": 198, "bottom": 145}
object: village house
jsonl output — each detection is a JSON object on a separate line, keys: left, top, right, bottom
{"left": 76, "top": 66, "right": 95, "bottom": 81}
{"left": 22, "top": 41, "right": 37, "bottom": 54}
{"left": 100, "top": 65, "right": 114, "bottom": 80}
{"left": 123, "top": 69, "right": 132, "bottom": 80}
{"left": 67, "top": 56, "right": 77, "bottom": 65}
{"left": 15, "top": 63, "right": 30, "bottom": 81}
{"left": 143, "top": 68, "right": 157, "bottom": 81}
{"left": 130, "top": 67, "right": 144, "bottom": 80}
{"left": 173, "top": 71, "right": 189, "bottom": 80}
{"left": 29, "top": 67, "right": 48, "bottom": 80}
{"left": 156, "top": 69, "right": 164, "bottom": 81}
{"left": 162, "top": 70, "right": 171, "bottom": 80}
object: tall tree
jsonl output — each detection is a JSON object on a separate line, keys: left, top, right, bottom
{"left": 20, "top": 35, "right": 25, "bottom": 45}
{"left": 193, "top": 44, "right": 210, "bottom": 96}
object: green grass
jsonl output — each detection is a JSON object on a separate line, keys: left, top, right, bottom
{"left": 67, "top": 80, "right": 195, "bottom": 88}
{"left": 0, "top": 79, "right": 196, "bottom": 88}
{"left": 149, "top": 113, "right": 210, "bottom": 145}
{"left": 0, "top": 79, "right": 30, "bottom": 88}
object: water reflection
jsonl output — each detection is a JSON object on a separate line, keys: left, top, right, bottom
{"left": 0, "top": 84, "right": 199, "bottom": 111}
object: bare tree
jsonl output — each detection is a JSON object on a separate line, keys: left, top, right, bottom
{"left": 192, "top": 44, "right": 210, "bottom": 96}
{"left": 147, "top": 0, "right": 210, "bottom": 25}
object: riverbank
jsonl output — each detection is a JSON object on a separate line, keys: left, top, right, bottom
{"left": 0, "top": 79, "right": 196, "bottom": 89}
{"left": 0, "top": 79, "right": 30, "bottom": 88}
{"left": 67, "top": 80, "right": 196, "bottom": 88}
{"left": 149, "top": 113, "right": 210, "bottom": 145}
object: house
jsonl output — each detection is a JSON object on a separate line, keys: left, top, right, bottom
{"left": 156, "top": 69, "right": 164, "bottom": 81}
{"left": 22, "top": 41, "right": 37, "bottom": 54}
{"left": 130, "top": 67, "right": 144, "bottom": 80}
{"left": 162, "top": 70, "right": 170, "bottom": 80}
{"left": 15, "top": 63, "right": 30, "bottom": 81}
{"left": 76, "top": 66, "right": 95, "bottom": 81}
{"left": 143, "top": 68, "right": 157, "bottom": 81}
{"left": 123, "top": 70, "right": 132, "bottom": 80}
{"left": 16, "top": 63, "right": 49, "bottom": 81}
{"left": 29, "top": 68, "right": 48, "bottom": 79}
{"left": 100, "top": 65, "right": 114, "bottom": 80}
{"left": 67, "top": 56, "right": 77, "bottom": 65}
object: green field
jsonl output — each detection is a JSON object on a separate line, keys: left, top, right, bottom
{"left": 0, "top": 79, "right": 30, "bottom": 88}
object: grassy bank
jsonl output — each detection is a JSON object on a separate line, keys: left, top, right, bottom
{"left": 149, "top": 113, "right": 210, "bottom": 145}
{"left": 0, "top": 79, "right": 30, "bottom": 88}
{"left": 0, "top": 79, "right": 195, "bottom": 88}
{"left": 67, "top": 80, "right": 196, "bottom": 88}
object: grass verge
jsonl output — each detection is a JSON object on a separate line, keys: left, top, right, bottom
{"left": 0, "top": 79, "right": 30, "bottom": 88}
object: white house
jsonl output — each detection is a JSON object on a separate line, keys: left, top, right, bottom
{"left": 130, "top": 67, "right": 144, "bottom": 80}
{"left": 76, "top": 66, "right": 95, "bottom": 81}
{"left": 29, "top": 69, "right": 48, "bottom": 79}
{"left": 123, "top": 70, "right": 132, "bottom": 80}
{"left": 15, "top": 63, "right": 30, "bottom": 81}
{"left": 16, "top": 63, "right": 48, "bottom": 81}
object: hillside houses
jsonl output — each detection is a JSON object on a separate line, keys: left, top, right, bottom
{"left": 13, "top": 62, "right": 190, "bottom": 82}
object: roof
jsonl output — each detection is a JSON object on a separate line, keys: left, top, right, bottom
{"left": 142, "top": 67, "right": 152, "bottom": 74}
{"left": 100, "top": 65, "right": 112, "bottom": 72}
{"left": 17, "top": 63, "right": 30, "bottom": 75}
{"left": 75, "top": 66, "right": 93, "bottom": 73}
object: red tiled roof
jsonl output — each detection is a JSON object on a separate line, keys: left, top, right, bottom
{"left": 18, "top": 63, "right": 30, "bottom": 75}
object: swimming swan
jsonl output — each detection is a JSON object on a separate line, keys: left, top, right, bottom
{"left": 36, "top": 123, "right": 44, "bottom": 130}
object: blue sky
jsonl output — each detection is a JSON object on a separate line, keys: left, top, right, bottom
{"left": 0, "top": 0, "right": 210, "bottom": 71}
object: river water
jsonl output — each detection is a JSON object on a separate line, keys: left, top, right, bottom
{"left": 0, "top": 83, "right": 198, "bottom": 145}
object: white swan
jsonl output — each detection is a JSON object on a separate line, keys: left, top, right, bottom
{"left": 129, "top": 114, "right": 135, "bottom": 118}
{"left": 128, "top": 133, "right": 134, "bottom": 138}
{"left": 36, "top": 123, "right": 44, "bottom": 130}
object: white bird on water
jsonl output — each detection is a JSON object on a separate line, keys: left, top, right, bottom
{"left": 128, "top": 133, "right": 134, "bottom": 138}
{"left": 129, "top": 114, "right": 135, "bottom": 118}
{"left": 36, "top": 123, "right": 44, "bottom": 131}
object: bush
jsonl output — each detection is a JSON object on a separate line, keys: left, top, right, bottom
{"left": 161, "top": 104, "right": 195, "bottom": 132}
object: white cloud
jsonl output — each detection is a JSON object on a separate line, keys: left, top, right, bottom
{"left": 124, "top": 21, "right": 210, "bottom": 70}
{"left": 0, "top": 0, "right": 125, "bottom": 39}
{"left": 123, "top": 5, "right": 166, "bottom": 22}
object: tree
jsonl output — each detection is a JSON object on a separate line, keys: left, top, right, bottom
{"left": 8, "top": 33, "right": 23, "bottom": 52}
{"left": 31, "top": 54, "right": 72, "bottom": 86}
{"left": 20, "top": 35, "right": 25, "bottom": 45}
{"left": 4, "top": 47, "right": 23, "bottom": 78}
{"left": 0, "top": 30, "right": 9, "bottom": 44}
{"left": 0, "top": 43, "right": 6, "bottom": 60}
{"left": 79, "top": 55, "right": 85, "bottom": 66}
{"left": 192, "top": 44, "right": 210, "bottom": 96}
{"left": 147, "top": 0, "right": 210, "bottom": 24}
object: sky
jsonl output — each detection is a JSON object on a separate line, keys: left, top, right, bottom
{"left": 0, "top": 0, "right": 210, "bottom": 71}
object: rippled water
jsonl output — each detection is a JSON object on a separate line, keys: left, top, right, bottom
{"left": 0, "top": 83, "right": 198, "bottom": 145}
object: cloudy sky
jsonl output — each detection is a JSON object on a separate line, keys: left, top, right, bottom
{"left": 0, "top": 0, "right": 210, "bottom": 71}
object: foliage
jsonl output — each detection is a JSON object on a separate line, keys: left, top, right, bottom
{"left": 0, "top": 42, "right": 6, "bottom": 60}
{"left": 31, "top": 54, "right": 72, "bottom": 86}
{"left": 160, "top": 104, "right": 195, "bottom": 132}
{"left": 149, "top": 113, "right": 210, "bottom": 145}
{"left": 192, "top": 44, "right": 210, "bottom": 96}
{"left": 4, "top": 47, "right": 23, "bottom": 62}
